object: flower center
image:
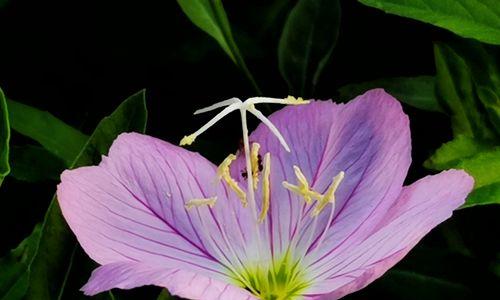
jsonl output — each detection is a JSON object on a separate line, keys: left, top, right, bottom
{"left": 180, "top": 96, "right": 346, "bottom": 298}
{"left": 232, "top": 253, "right": 310, "bottom": 300}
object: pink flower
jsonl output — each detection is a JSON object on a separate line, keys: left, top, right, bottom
{"left": 57, "top": 89, "right": 473, "bottom": 299}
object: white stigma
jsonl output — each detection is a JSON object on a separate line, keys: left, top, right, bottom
{"left": 180, "top": 96, "right": 310, "bottom": 152}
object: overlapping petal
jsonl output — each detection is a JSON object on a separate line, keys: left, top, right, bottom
{"left": 57, "top": 133, "right": 255, "bottom": 295}
{"left": 233, "top": 89, "right": 411, "bottom": 257}
{"left": 82, "top": 262, "right": 255, "bottom": 299}
{"left": 303, "top": 170, "right": 473, "bottom": 299}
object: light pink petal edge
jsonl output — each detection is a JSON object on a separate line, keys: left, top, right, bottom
{"left": 81, "top": 262, "right": 256, "bottom": 300}
{"left": 304, "top": 170, "right": 474, "bottom": 299}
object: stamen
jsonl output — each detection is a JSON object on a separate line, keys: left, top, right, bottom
{"left": 311, "top": 171, "right": 344, "bottom": 217}
{"left": 217, "top": 154, "right": 247, "bottom": 207}
{"left": 185, "top": 196, "right": 217, "bottom": 210}
{"left": 250, "top": 143, "right": 261, "bottom": 190}
{"left": 258, "top": 153, "right": 271, "bottom": 223}
{"left": 246, "top": 96, "right": 310, "bottom": 106}
{"left": 282, "top": 166, "right": 322, "bottom": 204}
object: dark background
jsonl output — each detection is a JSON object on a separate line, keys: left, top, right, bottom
{"left": 0, "top": 0, "right": 498, "bottom": 299}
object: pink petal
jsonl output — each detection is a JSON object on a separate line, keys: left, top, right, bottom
{"left": 233, "top": 89, "right": 411, "bottom": 256}
{"left": 303, "top": 170, "right": 473, "bottom": 299}
{"left": 57, "top": 133, "right": 254, "bottom": 293}
{"left": 81, "top": 262, "right": 256, "bottom": 300}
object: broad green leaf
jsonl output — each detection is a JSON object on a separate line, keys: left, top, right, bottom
{"left": 338, "top": 76, "right": 443, "bottom": 112}
{"left": 176, "top": 0, "right": 260, "bottom": 93}
{"left": 463, "top": 182, "right": 500, "bottom": 208}
{"left": 26, "top": 90, "right": 147, "bottom": 300}
{"left": 0, "top": 225, "right": 41, "bottom": 300}
{"left": 455, "top": 149, "right": 500, "bottom": 189}
{"left": 358, "top": 0, "right": 500, "bottom": 45}
{"left": 278, "top": 0, "right": 341, "bottom": 96}
{"left": 9, "top": 145, "right": 66, "bottom": 182}
{"left": 0, "top": 88, "right": 10, "bottom": 186}
{"left": 7, "top": 99, "right": 88, "bottom": 166}
{"left": 434, "top": 42, "right": 497, "bottom": 139}
{"left": 424, "top": 135, "right": 495, "bottom": 170}
{"left": 428, "top": 147, "right": 500, "bottom": 207}
{"left": 447, "top": 41, "right": 500, "bottom": 136}
{"left": 0, "top": 90, "right": 147, "bottom": 300}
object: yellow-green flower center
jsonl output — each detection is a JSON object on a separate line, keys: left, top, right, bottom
{"left": 232, "top": 254, "right": 310, "bottom": 300}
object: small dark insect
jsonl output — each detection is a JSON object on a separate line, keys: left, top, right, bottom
{"left": 241, "top": 154, "right": 263, "bottom": 179}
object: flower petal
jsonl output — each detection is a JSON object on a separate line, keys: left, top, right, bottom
{"left": 82, "top": 262, "right": 256, "bottom": 300}
{"left": 303, "top": 170, "right": 473, "bottom": 299}
{"left": 57, "top": 133, "right": 255, "bottom": 291}
{"left": 233, "top": 89, "right": 411, "bottom": 256}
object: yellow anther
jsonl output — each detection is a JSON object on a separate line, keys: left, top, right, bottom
{"left": 311, "top": 171, "right": 345, "bottom": 217}
{"left": 217, "top": 154, "right": 247, "bottom": 207}
{"left": 185, "top": 196, "right": 217, "bottom": 210}
{"left": 283, "top": 166, "right": 322, "bottom": 204}
{"left": 180, "top": 134, "right": 196, "bottom": 146}
{"left": 258, "top": 153, "right": 271, "bottom": 223}
{"left": 251, "top": 143, "right": 261, "bottom": 190}
{"left": 284, "top": 95, "right": 310, "bottom": 105}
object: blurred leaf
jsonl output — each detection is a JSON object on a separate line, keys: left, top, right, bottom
{"left": 448, "top": 41, "right": 500, "bottom": 136}
{"left": 427, "top": 40, "right": 500, "bottom": 207}
{"left": 157, "top": 289, "right": 174, "bottom": 300}
{"left": 455, "top": 149, "right": 500, "bottom": 189}
{"left": 375, "top": 270, "right": 472, "bottom": 300}
{"left": 0, "top": 90, "right": 147, "bottom": 300}
{"left": 434, "top": 42, "right": 497, "bottom": 139}
{"left": 278, "top": 0, "right": 341, "bottom": 96}
{"left": 9, "top": 145, "right": 66, "bottom": 182}
{"left": 424, "top": 135, "right": 495, "bottom": 170}
{"left": 26, "top": 90, "right": 147, "bottom": 300}
{"left": 428, "top": 146, "right": 500, "bottom": 207}
{"left": 0, "top": 225, "right": 41, "bottom": 300}
{"left": 352, "top": 246, "right": 497, "bottom": 299}
{"left": 7, "top": 99, "right": 89, "bottom": 166}
{"left": 464, "top": 182, "right": 500, "bottom": 208}
{"left": 338, "top": 76, "right": 443, "bottom": 112}
{"left": 176, "top": 0, "right": 261, "bottom": 93}
{"left": 0, "top": 88, "right": 10, "bottom": 187}
{"left": 358, "top": 0, "right": 500, "bottom": 45}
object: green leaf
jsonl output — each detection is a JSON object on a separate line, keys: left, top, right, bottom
{"left": 278, "top": 0, "right": 341, "bottom": 96}
{"left": 26, "top": 90, "right": 147, "bottom": 300}
{"left": 9, "top": 145, "right": 66, "bottom": 182}
{"left": 0, "top": 225, "right": 41, "bottom": 300}
{"left": 176, "top": 0, "right": 261, "bottom": 93}
{"left": 455, "top": 149, "right": 500, "bottom": 189}
{"left": 358, "top": 0, "right": 500, "bottom": 45}
{"left": 338, "top": 76, "right": 443, "bottom": 112}
{"left": 157, "top": 289, "right": 175, "bottom": 300}
{"left": 428, "top": 146, "right": 500, "bottom": 207}
{"left": 463, "top": 182, "right": 500, "bottom": 208}
{"left": 434, "top": 42, "right": 497, "bottom": 139}
{"left": 424, "top": 135, "right": 495, "bottom": 170}
{"left": 446, "top": 41, "right": 500, "bottom": 136}
{"left": 0, "top": 88, "right": 10, "bottom": 187}
{"left": 375, "top": 269, "right": 472, "bottom": 299}
{"left": 0, "top": 90, "right": 147, "bottom": 300}
{"left": 7, "top": 99, "right": 89, "bottom": 166}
